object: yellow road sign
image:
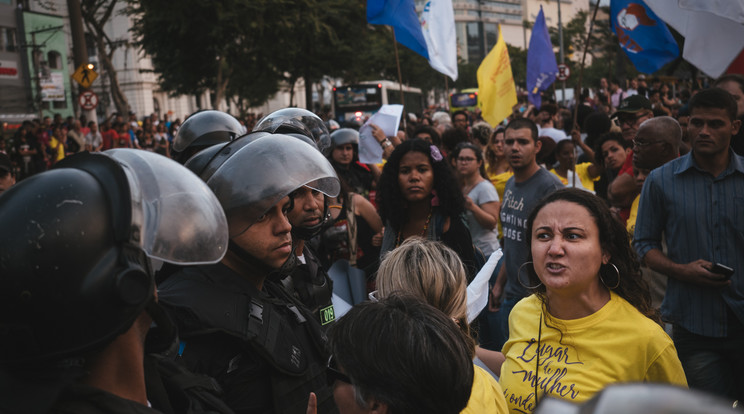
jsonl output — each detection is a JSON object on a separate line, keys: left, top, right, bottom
{"left": 72, "top": 64, "right": 98, "bottom": 89}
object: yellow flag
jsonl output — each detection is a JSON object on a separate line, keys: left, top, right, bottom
{"left": 477, "top": 25, "right": 517, "bottom": 127}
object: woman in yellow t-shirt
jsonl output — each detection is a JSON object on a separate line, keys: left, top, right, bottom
{"left": 549, "top": 139, "right": 601, "bottom": 192}
{"left": 376, "top": 238, "right": 509, "bottom": 414}
{"left": 484, "top": 127, "right": 513, "bottom": 239}
{"left": 499, "top": 189, "right": 686, "bottom": 413}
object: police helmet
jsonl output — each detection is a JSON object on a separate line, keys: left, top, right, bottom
{"left": 0, "top": 149, "right": 228, "bottom": 364}
{"left": 254, "top": 108, "right": 331, "bottom": 155}
{"left": 202, "top": 134, "right": 340, "bottom": 238}
{"left": 172, "top": 110, "right": 245, "bottom": 163}
{"left": 330, "top": 128, "right": 360, "bottom": 147}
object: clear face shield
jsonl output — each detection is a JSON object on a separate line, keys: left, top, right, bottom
{"left": 253, "top": 108, "right": 331, "bottom": 155}
{"left": 205, "top": 135, "right": 340, "bottom": 238}
{"left": 104, "top": 149, "right": 229, "bottom": 265}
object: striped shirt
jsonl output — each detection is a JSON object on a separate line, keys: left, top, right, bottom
{"left": 634, "top": 151, "right": 744, "bottom": 338}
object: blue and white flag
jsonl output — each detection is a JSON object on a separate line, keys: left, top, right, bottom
{"left": 367, "top": 0, "right": 429, "bottom": 59}
{"left": 368, "top": 0, "right": 458, "bottom": 81}
{"left": 610, "top": 0, "right": 679, "bottom": 74}
{"left": 526, "top": 6, "right": 559, "bottom": 109}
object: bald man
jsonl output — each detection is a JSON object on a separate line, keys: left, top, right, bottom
{"left": 626, "top": 117, "right": 682, "bottom": 309}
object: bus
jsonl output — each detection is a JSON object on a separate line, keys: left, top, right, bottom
{"left": 332, "top": 80, "right": 424, "bottom": 124}
{"left": 449, "top": 88, "right": 478, "bottom": 114}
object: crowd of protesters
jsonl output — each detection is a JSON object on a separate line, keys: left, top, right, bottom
{"left": 1, "top": 72, "right": 743, "bottom": 414}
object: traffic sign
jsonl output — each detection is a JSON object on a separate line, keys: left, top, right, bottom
{"left": 79, "top": 90, "right": 99, "bottom": 110}
{"left": 557, "top": 64, "right": 570, "bottom": 82}
{"left": 72, "top": 64, "right": 98, "bottom": 89}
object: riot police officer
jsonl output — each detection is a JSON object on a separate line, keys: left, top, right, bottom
{"left": 253, "top": 108, "right": 338, "bottom": 327}
{"left": 171, "top": 110, "right": 245, "bottom": 163}
{"left": 0, "top": 149, "right": 229, "bottom": 414}
{"left": 158, "top": 134, "right": 341, "bottom": 413}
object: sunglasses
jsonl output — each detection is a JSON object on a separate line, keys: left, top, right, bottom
{"left": 326, "top": 355, "right": 353, "bottom": 386}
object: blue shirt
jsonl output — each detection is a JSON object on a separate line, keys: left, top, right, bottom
{"left": 634, "top": 151, "right": 744, "bottom": 337}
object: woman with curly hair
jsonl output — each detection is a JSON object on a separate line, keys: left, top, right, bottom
{"left": 377, "top": 139, "right": 477, "bottom": 280}
{"left": 499, "top": 188, "right": 686, "bottom": 413}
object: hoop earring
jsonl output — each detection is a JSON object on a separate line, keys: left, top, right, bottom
{"left": 517, "top": 261, "right": 543, "bottom": 290}
{"left": 600, "top": 263, "right": 620, "bottom": 290}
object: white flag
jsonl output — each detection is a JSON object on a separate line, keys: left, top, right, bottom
{"left": 645, "top": 0, "right": 744, "bottom": 78}
{"left": 421, "top": 0, "right": 458, "bottom": 81}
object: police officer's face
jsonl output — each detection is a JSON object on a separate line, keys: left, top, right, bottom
{"left": 287, "top": 185, "right": 324, "bottom": 229}
{"left": 332, "top": 144, "right": 354, "bottom": 165}
{"left": 232, "top": 196, "right": 293, "bottom": 269}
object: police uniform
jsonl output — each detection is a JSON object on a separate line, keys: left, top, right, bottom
{"left": 159, "top": 263, "right": 336, "bottom": 414}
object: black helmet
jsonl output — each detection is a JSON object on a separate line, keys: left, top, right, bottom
{"left": 172, "top": 110, "right": 245, "bottom": 163}
{"left": 0, "top": 149, "right": 228, "bottom": 365}
{"left": 202, "top": 134, "right": 340, "bottom": 238}
{"left": 253, "top": 108, "right": 331, "bottom": 155}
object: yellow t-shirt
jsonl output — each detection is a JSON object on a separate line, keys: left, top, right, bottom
{"left": 499, "top": 293, "right": 687, "bottom": 413}
{"left": 487, "top": 170, "right": 513, "bottom": 239}
{"left": 49, "top": 138, "right": 65, "bottom": 162}
{"left": 549, "top": 162, "right": 599, "bottom": 192}
{"left": 627, "top": 194, "right": 640, "bottom": 240}
{"left": 463, "top": 365, "right": 509, "bottom": 414}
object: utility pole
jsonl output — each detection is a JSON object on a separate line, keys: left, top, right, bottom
{"left": 28, "top": 26, "right": 64, "bottom": 120}
{"left": 67, "top": 0, "right": 97, "bottom": 123}
{"left": 557, "top": 0, "right": 566, "bottom": 105}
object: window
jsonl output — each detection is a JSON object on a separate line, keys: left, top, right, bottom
{"left": 47, "top": 51, "right": 62, "bottom": 69}
{"left": 1, "top": 27, "right": 17, "bottom": 52}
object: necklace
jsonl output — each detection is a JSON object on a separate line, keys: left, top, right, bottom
{"left": 396, "top": 207, "right": 433, "bottom": 247}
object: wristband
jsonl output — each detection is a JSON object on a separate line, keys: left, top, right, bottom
{"left": 380, "top": 139, "right": 392, "bottom": 149}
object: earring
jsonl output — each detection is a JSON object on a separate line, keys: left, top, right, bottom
{"left": 600, "top": 263, "right": 620, "bottom": 290}
{"left": 517, "top": 261, "right": 543, "bottom": 290}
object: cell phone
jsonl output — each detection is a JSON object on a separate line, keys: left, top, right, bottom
{"left": 710, "top": 263, "right": 734, "bottom": 279}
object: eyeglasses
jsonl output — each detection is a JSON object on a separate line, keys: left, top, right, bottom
{"left": 326, "top": 355, "right": 353, "bottom": 386}
{"left": 456, "top": 156, "right": 477, "bottom": 163}
{"left": 616, "top": 112, "right": 649, "bottom": 126}
{"left": 633, "top": 139, "right": 663, "bottom": 148}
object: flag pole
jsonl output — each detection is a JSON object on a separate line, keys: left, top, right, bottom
{"left": 444, "top": 75, "right": 449, "bottom": 110}
{"left": 392, "top": 29, "right": 407, "bottom": 130}
{"left": 571, "top": 0, "right": 601, "bottom": 188}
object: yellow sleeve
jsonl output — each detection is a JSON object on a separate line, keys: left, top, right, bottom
{"left": 576, "top": 163, "right": 598, "bottom": 192}
{"left": 645, "top": 343, "right": 688, "bottom": 388}
{"left": 626, "top": 195, "right": 640, "bottom": 238}
{"left": 462, "top": 365, "right": 509, "bottom": 414}
{"left": 548, "top": 168, "right": 568, "bottom": 185}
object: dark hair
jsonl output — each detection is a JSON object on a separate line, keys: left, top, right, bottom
{"left": 594, "top": 131, "right": 630, "bottom": 168}
{"left": 452, "top": 110, "right": 469, "bottom": 123}
{"left": 688, "top": 87, "right": 738, "bottom": 122}
{"left": 452, "top": 142, "right": 487, "bottom": 178}
{"left": 412, "top": 125, "right": 442, "bottom": 147}
{"left": 583, "top": 112, "right": 611, "bottom": 145}
{"left": 555, "top": 138, "right": 575, "bottom": 155}
{"left": 538, "top": 103, "right": 558, "bottom": 116}
{"left": 505, "top": 118, "right": 538, "bottom": 143}
{"left": 524, "top": 189, "right": 659, "bottom": 324}
{"left": 377, "top": 139, "right": 464, "bottom": 232}
{"left": 328, "top": 295, "right": 474, "bottom": 414}
{"left": 715, "top": 74, "right": 744, "bottom": 94}
{"left": 440, "top": 127, "right": 469, "bottom": 155}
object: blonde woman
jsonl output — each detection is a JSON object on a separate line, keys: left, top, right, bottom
{"left": 376, "top": 238, "right": 508, "bottom": 414}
